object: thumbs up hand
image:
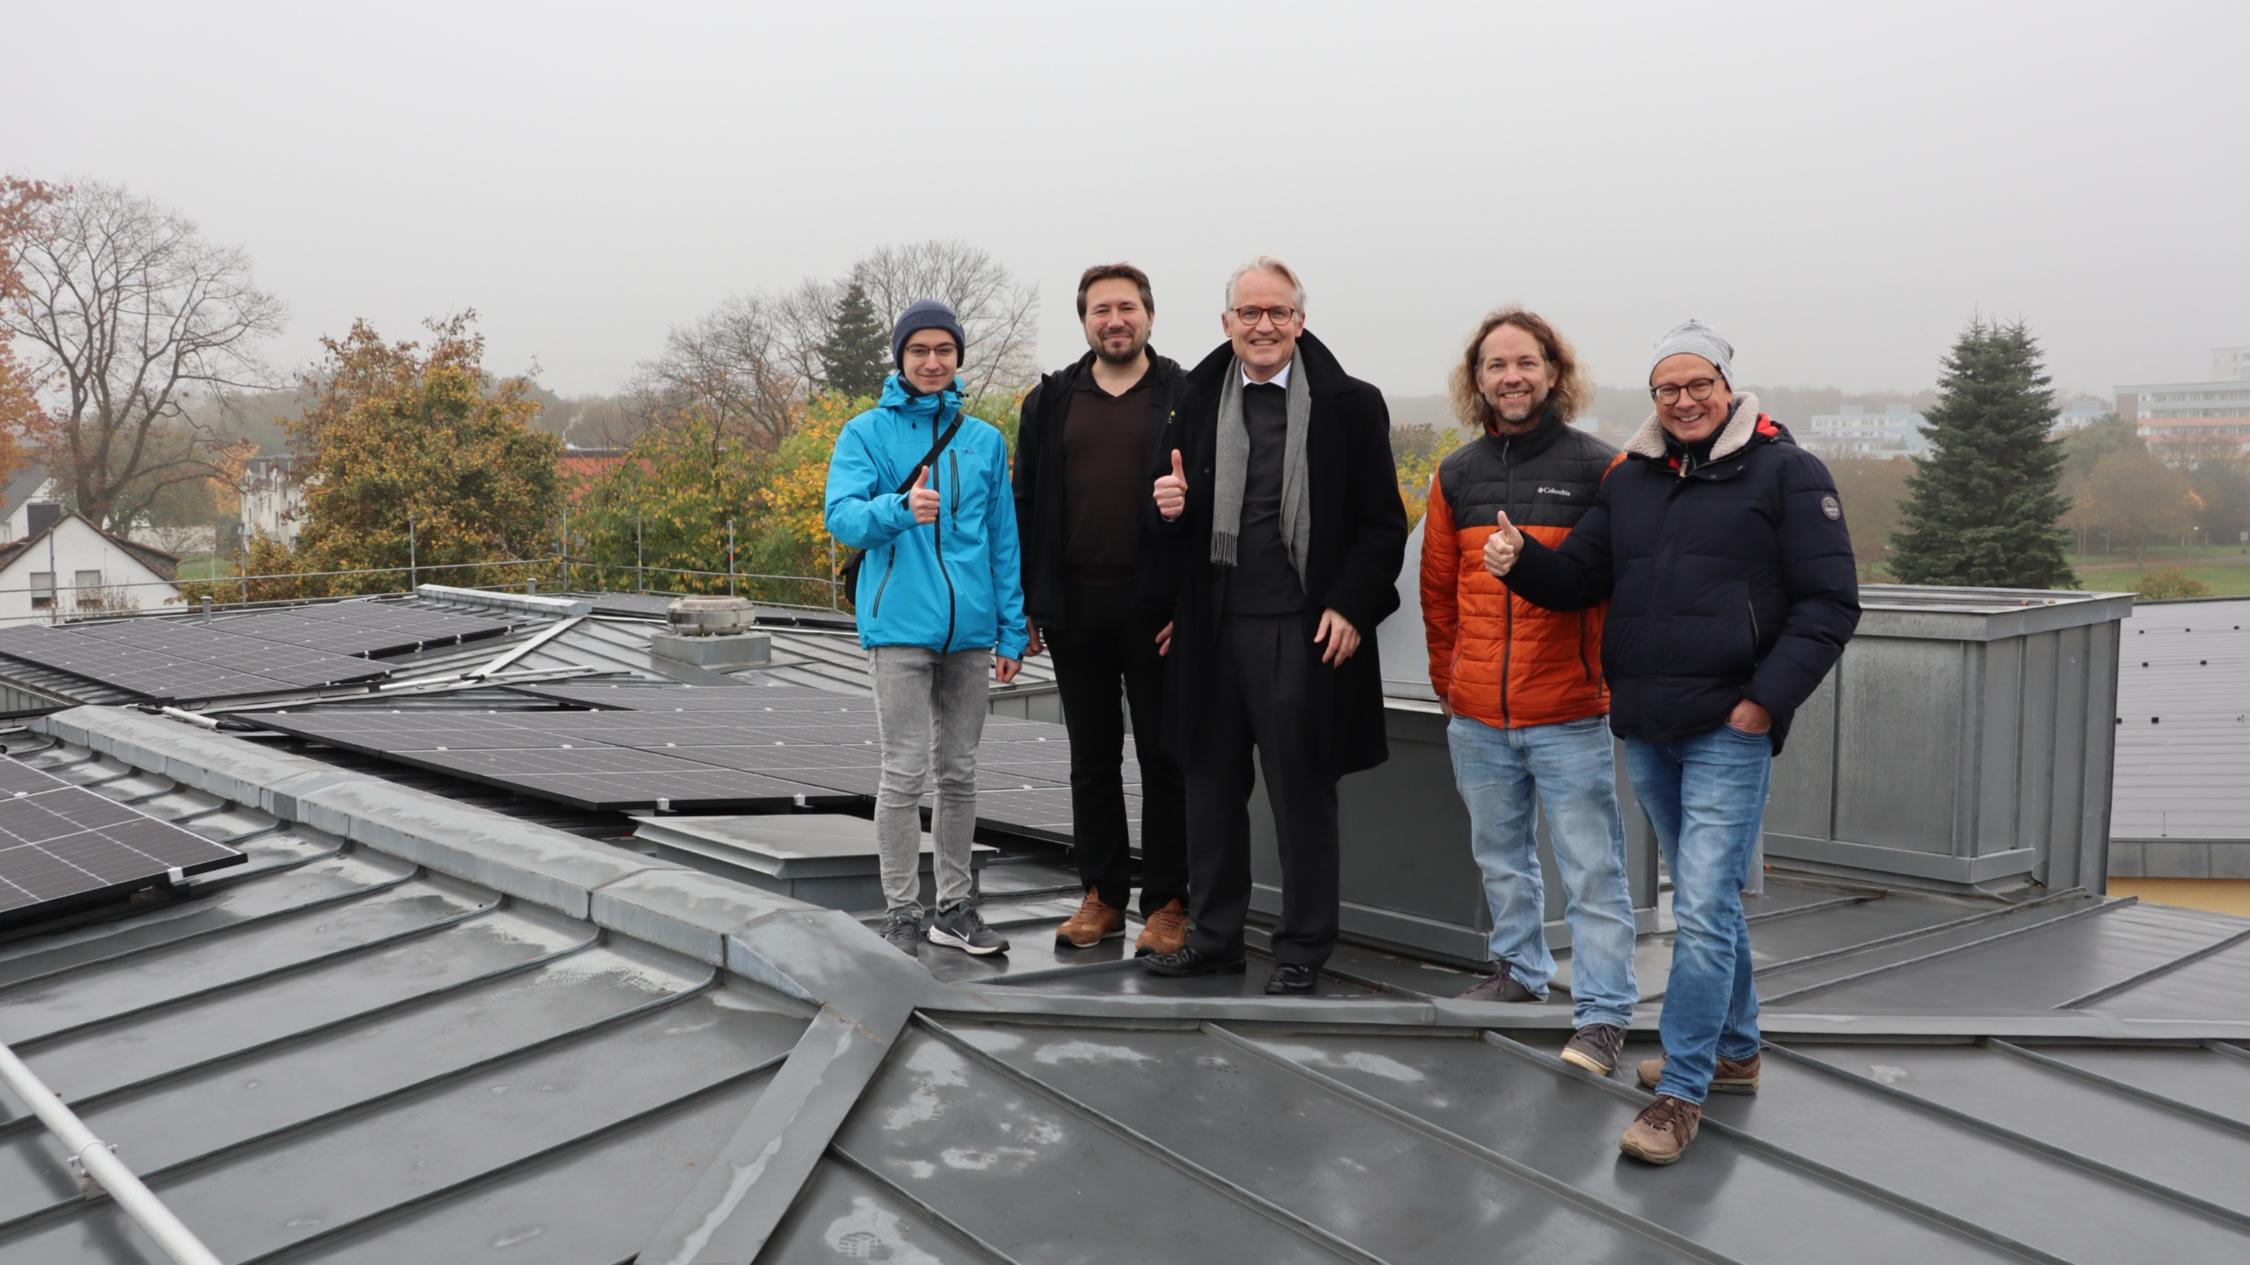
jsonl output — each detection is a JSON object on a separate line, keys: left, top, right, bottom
{"left": 907, "top": 466, "right": 940, "bottom": 524}
{"left": 1153, "top": 448, "right": 1188, "bottom": 521}
{"left": 1483, "top": 511, "right": 1525, "bottom": 578}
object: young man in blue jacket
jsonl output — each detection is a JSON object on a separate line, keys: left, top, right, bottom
{"left": 1488, "top": 319, "right": 1860, "bottom": 1165}
{"left": 824, "top": 299, "right": 1029, "bottom": 959}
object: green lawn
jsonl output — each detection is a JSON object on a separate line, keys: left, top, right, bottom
{"left": 2067, "top": 548, "right": 2250, "bottom": 598}
{"left": 175, "top": 556, "right": 237, "bottom": 581}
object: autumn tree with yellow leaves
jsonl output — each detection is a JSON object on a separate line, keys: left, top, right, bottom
{"left": 285, "top": 313, "right": 560, "bottom": 595}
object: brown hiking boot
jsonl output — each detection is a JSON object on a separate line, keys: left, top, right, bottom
{"left": 1055, "top": 890, "right": 1125, "bottom": 949}
{"left": 1619, "top": 1095, "right": 1702, "bottom": 1165}
{"left": 1636, "top": 1051, "right": 1761, "bottom": 1095}
{"left": 1134, "top": 899, "right": 1189, "bottom": 957}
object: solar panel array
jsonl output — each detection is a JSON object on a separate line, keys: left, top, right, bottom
{"left": 0, "top": 603, "right": 518, "bottom": 701}
{"left": 0, "top": 754, "right": 247, "bottom": 922}
{"left": 252, "top": 684, "right": 1120, "bottom": 834}
{"left": 0, "top": 624, "right": 389, "bottom": 700}
{"left": 210, "top": 603, "right": 516, "bottom": 655}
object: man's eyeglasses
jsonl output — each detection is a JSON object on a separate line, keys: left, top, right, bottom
{"left": 1650, "top": 378, "right": 1720, "bottom": 405}
{"left": 1231, "top": 305, "right": 1298, "bottom": 328}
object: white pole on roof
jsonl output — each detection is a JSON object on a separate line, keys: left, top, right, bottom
{"left": 0, "top": 1040, "right": 224, "bottom": 1265}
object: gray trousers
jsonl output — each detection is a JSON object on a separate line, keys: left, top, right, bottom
{"left": 870, "top": 645, "right": 990, "bottom": 912}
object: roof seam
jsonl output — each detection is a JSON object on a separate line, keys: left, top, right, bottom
{"left": 1204, "top": 1020, "right": 1752, "bottom": 1265}
{"left": 1757, "top": 1040, "right": 2250, "bottom": 1235}
{"left": 1982, "top": 1038, "right": 2250, "bottom": 1141}
{"left": 818, "top": 1146, "right": 1028, "bottom": 1265}
{"left": 0, "top": 916, "right": 605, "bottom": 1132}
{"left": 2055, "top": 922, "right": 2250, "bottom": 1009}
{"left": 1477, "top": 1031, "right": 2080, "bottom": 1265}
{"left": 1758, "top": 895, "right": 2134, "bottom": 1007}
{"left": 912, "top": 1013, "right": 1383, "bottom": 1265}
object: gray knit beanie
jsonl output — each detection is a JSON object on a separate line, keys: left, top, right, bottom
{"left": 891, "top": 299, "right": 967, "bottom": 371}
{"left": 1648, "top": 318, "right": 1734, "bottom": 386}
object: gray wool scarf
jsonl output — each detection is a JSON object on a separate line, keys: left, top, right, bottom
{"left": 1209, "top": 355, "right": 1312, "bottom": 581}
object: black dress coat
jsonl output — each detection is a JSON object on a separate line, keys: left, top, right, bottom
{"left": 1156, "top": 331, "right": 1409, "bottom": 778}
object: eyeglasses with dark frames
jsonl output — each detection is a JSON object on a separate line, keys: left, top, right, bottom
{"left": 1231, "top": 305, "right": 1298, "bottom": 328}
{"left": 1650, "top": 378, "right": 1720, "bottom": 405}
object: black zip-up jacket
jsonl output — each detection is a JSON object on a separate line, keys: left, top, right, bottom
{"left": 1013, "top": 348, "right": 1187, "bottom": 629}
{"left": 1501, "top": 394, "right": 1860, "bottom": 755}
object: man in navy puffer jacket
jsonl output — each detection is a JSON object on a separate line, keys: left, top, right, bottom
{"left": 1488, "top": 318, "right": 1858, "bottom": 1165}
{"left": 825, "top": 300, "right": 1029, "bottom": 962}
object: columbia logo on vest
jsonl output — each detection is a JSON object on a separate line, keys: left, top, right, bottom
{"left": 1536, "top": 485, "right": 1574, "bottom": 497}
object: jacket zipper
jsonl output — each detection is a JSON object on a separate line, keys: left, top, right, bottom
{"left": 871, "top": 546, "right": 896, "bottom": 617}
{"left": 1498, "top": 435, "right": 1515, "bottom": 727}
{"left": 1747, "top": 597, "right": 1760, "bottom": 662}
{"left": 1578, "top": 610, "right": 1595, "bottom": 682}
{"left": 934, "top": 419, "right": 958, "bottom": 653}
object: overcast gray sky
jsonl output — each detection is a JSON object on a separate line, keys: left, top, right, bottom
{"left": 9, "top": 0, "right": 2245, "bottom": 404}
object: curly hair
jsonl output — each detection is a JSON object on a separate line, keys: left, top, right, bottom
{"left": 1449, "top": 307, "right": 1586, "bottom": 431}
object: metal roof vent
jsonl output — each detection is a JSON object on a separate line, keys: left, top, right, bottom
{"left": 665, "top": 595, "right": 757, "bottom": 637}
{"left": 652, "top": 596, "right": 769, "bottom": 670}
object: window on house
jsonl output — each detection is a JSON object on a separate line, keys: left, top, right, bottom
{"left": 30, "top": 572, "right": 54, "bottom": 610}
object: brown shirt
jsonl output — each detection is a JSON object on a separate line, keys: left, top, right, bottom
{"left": 1060, "top": 370, "right": 1153, "bottom": 584}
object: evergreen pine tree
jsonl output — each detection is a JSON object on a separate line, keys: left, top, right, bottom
{"left": 817, "top": 282, "right": 890, "bottom": 402}
{"left": 1888, "top": 318, "right": 2073, "bottom": 588}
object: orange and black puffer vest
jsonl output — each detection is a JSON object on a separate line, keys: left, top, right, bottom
{"left": 1420, "top": 414, "right": 1621, "bottom": 728}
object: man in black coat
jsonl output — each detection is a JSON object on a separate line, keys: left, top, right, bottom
{"left": 1488, "top": 318, "right": 1860, "bottom": 1165}
{"left": 1142, "top": 256, "right": 1409, "bottom": 995}
{"left": 1013, "top": 263, "right": 1191, "bottom": 957}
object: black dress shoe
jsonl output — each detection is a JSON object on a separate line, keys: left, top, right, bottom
{"left": 1141, "top": 945, "right": 1248, "bottom": 977}
{"left": 1264, "top": 963, "right": 1318, "bottom": 995}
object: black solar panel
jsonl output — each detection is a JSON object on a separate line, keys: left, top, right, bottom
{"left": 508, "top": 682, "right": 869, "bottom": 713}
{"left": 0, "top": 755, "right": 247, "bottom": 922}
{"left": 209, "top": 603, "right": 515, "bottom": 657}
{"left": 0, "top": 622, "right": 389, "bottom": 700}
{"left": 253, "top": 711, "right": 859, "bottom": 810}
{"left": 251, "top": 692, "right": 1082, "bottom": 818}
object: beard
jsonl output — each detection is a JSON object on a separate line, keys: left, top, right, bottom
{"left": 1487, "top": 390, "right": 1548, "bottom": 426}
{"left": 1092, "top": 331, "right": 1148, "bottom": 367}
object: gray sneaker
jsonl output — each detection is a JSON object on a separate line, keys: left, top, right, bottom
{"left": 1459, "top": 964, "right": 1540, "bottom": 1003}
{"left": 877, "top": 906, "right": 922, "bottom": 956}
{"left": 927, "top": 900, "right": 1010, "bottom": 956}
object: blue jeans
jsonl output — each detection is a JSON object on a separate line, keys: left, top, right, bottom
{"left": 1447, "top": 714, "right": 1639, "bottom": 1029}
{"left": 1625, "top": 723, "right": 1773, "bottom": 1104}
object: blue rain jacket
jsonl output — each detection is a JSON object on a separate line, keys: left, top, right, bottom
{"left": 824, "top": 375, "right": 1029, "bottom": 660}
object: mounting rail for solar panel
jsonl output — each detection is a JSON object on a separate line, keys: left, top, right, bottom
{"left": 413, "top": 584, "right": 591, "bottom": 618}
{"left": 0, "top": 1039, "right": 224, "bottom": 1264}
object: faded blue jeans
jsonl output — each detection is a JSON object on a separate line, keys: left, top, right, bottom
{"left": 1447, "top": 713, "right": 1640, "bottom": 1029}
{"left": 1626, "top": 722, "right": 1773, "bottom": 1104}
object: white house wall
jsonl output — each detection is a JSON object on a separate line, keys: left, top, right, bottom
{"left": 0, "top": 517, "right": 182, "bottom": 626}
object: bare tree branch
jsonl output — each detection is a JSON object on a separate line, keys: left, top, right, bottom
{"left": 0, "top": 181, "right": 284, "bottom": 528}
{"left": 847, "top": 239, "right": 1039, "bottom": 400}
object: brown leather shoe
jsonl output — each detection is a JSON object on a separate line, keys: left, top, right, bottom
{"left": 1619, "top": 1095, "right": 1702, "bottom": 1165}
{"left": 1055, "top": 889, "right": 1126, "bottom": 949}
{"left": 1134, "top": 899, "right": 1188, "bottom": 957}
{"left": 1636, "top": 1051, "right": 1760, "bottom": 1095}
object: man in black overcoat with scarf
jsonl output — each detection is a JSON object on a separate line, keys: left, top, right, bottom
{"left": 1142, "top": 256, "right": 1408, "bottom": 994}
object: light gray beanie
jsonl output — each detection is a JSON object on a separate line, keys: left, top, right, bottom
{"left": 1649, "top": 318, "right": 1734, "bottom": 386}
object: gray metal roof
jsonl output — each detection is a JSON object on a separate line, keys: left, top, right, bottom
{"left": 0, "top": 589, "right": 1057, "bottom": 718}
{"left": 2112, "top": 596, "right": 2250, "bottom": 846}
{"left": 1, "top": 704, "right": 2246, "bottom": 1263}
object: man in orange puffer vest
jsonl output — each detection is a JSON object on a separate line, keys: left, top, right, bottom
{"left": 1420, "top": 307, "right": 1639, "bottom": 1077}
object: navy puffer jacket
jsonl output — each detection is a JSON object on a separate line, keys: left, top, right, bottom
{"left": 1501, "top": 394, "right": 1860, "bottom": 754}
